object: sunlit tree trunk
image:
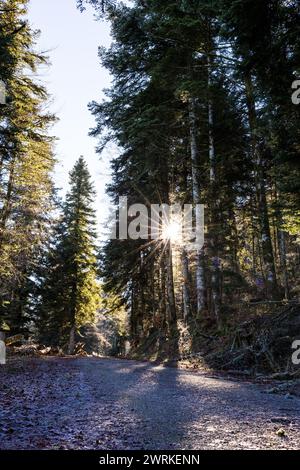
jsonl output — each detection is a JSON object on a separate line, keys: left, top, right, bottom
{"left": 159, "top": 256, "right": 167, "bottom": 329}
{"left": 181, "top": 248, "right": 192, "bottom": 321}
{"left": 165, "top": 240, "right": 177, "bottom": 326}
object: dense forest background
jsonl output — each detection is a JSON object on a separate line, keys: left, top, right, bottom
{"left": 1, "top": 0, "right": 300, "bottom": 366}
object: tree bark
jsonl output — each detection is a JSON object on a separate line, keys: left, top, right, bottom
{"left": 159, "top": 255, "right": 167, "bottom": 329}
{"left": 207, "top": 54, "right": 221, "bottom": 322}
{"left": 278, "top": 229, "right": 289, "bottom": 300}
{"left": 181, "top": 248, "right": 192, "bottom": 321}
{"left": 165, "top": 240, "right": 177, "bottom": 326}
{"left": 244, "top": 73, "right": 278, "bottom": 298}
{"left": 68, "top": 325, "right": 76, "bottom": 356}
{"left": 189, "top": 96, "right": 206, "bottom": 314}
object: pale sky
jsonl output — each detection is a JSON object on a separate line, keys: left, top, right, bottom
{"left": 28, "top": 0, "right": 114, "bottom": 239}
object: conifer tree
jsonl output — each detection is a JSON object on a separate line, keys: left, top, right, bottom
{"left": 80, "top": 0, "right": 300, "bottom": 352}
{"left": 38, "top": 157, "right": 100, "bottom": 353}
{"left": 0, "top": 0, "right": 56, "bottom": 333}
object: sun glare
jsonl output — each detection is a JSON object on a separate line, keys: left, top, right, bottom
{"left": 162, "top": 219, "right": 182, "bottom": 244}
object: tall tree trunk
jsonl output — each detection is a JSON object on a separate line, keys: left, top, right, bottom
{"left": 181, "top": 248, "right": 192, "bottom": 321}
{"left": 159, "top": 256, "right": 167, "bottom": 329}
{"left": 244, "top": 73, "right": 277, "bottom": 298}
{"left": 181, "top": 156, "right": 193, "bottom": 321}
{"left": 189, "top": 96, "right": 206, "bottom": 314}
{"left": 228, "top": 206, "right": 240, "bottom": 275}
{"left": 278, "top": 229, "right": 289, "bottom": 300}
{"left": 274, "top": 188, "right": 290, "bottom": 300}
{"left": 207, "top": 55, "right": 221, "bottom": 322}
{"left": 69, "top": 274, "right": 78, "bottom": 355}
{"left": 165, "top": 240, "right": 177, "bottom": 326}
{"left": 68, "top": 325, "right": 76, "bottom": 355}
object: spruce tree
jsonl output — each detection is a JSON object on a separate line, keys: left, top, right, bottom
{"left": 0, "top": 0, "right": 56, "bottom": 333}
{"left": 39, "top": 157, "right": 100, "bottom": 353}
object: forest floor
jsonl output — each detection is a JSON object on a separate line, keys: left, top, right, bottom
{"left": 131, "top": 304, "right": 300, "bottom": 377}
{"left": 1, "top": 357, "right": 300, "bottom": 450}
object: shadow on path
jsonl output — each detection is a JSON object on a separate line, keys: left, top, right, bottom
{"left": 1, "top": 357, "right": 300, "bottom": 450}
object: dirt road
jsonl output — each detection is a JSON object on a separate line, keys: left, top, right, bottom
{"left": 1, "top": 357, "right": 300, "bottom": 450}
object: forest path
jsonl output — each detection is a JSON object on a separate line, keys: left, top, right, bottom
{"left": 1, "top": 357, "right": 300, "bottom": 450}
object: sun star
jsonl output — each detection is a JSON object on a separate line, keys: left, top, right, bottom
{"left": 162, "top": 219, "right": 182, "bottom": 244}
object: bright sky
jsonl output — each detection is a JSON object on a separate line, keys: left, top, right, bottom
{"left": 28, "top": 0, "right": 114, "bottom": 239}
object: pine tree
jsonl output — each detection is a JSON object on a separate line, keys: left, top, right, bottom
{"left": 38, "top": 157, "right": 101, "bottom": 353}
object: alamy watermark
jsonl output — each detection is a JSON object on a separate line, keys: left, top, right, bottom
{"left": 0, "top": 337, "right": 6, "bottom": 365}
{"left": 0, "top": 79, "right": 7, "bottom": 105}
{"left": 291, "top": 80, "right": 300, "bottom": 105}
{"left": 292, "top": 340, "right": 300, "bottom": 366}
{"left": 108, "top": 198, "right": 204, "bottom": 251}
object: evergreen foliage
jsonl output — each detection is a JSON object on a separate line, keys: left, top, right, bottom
{"left": 0, "top": 0, "right": 56, "bottom": 333}
{"left": 1, "top": 0, "right": 299, "bottom": 356}
{"left": 38, "top": 157, "right": 101, "bottom": 352}
{"left": 81, "top": 0, "right": 300, "bottom": 349}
